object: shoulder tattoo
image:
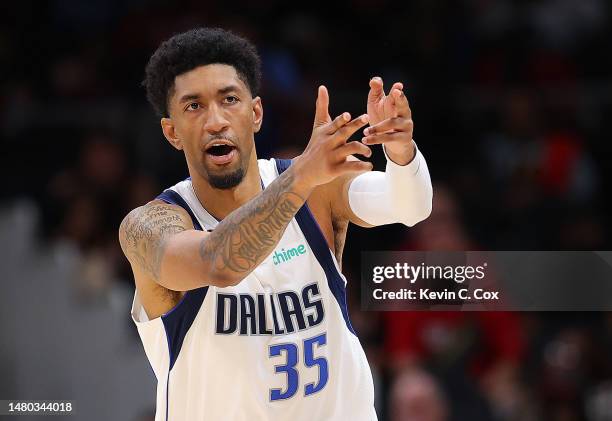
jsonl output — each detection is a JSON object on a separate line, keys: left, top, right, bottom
{"left": 119, "top": 202, "right": 192, "bottom": 281}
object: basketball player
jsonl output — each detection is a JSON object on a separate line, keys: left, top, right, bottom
{"left": 119, "top": 28, "right": 432, "bottom": 420}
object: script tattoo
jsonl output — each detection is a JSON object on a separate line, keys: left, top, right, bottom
{"left": 120, "top": 203, "right": 189, "bottom": 281}
{"left": 199, "top": 169, "right": 305, "bottom": 274}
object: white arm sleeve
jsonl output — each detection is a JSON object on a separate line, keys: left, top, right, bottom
{"left": 347, "top": 142, "right": 433, "bottom": 227}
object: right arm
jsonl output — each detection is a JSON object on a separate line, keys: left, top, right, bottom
{"left": 119, "top": 165, "right": 310, "bottom": 291}
{"left": 119, "top": 85, "right": 372, "bottom": 291}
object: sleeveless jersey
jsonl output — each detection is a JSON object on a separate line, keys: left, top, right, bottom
{"left": 131, "top": 158, "right": 377, "bottom": 421}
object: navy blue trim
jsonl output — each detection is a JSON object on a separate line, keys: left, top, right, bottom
{"left": 162, "top": 287, "right": 208, "bottom": 370}
{"left": 274, "top": 158, "right": 292, "bottom": 174}
{"left": 155, "top": 188, "right": 209, "bottom": 369}
{"left": 165, "top": 371, "right": 170, "bottom": 421}
{"left": 156, "top": 185, "right": 210, "bottom": 420}
{"left": 157, "top": 189, "right": 203, "bottom": 231}
{"left": 274, "top": 159, "right": 356, "bottom": 335}
{"left": 159, "top": 179, "right": 264, "bottom": 229}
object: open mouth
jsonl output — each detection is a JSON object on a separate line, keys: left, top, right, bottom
{"left": 204, "top": 141, "right": 238, "bottom": 165}
{"left": 207, "top": 144, "right": 235, "bottom": 156}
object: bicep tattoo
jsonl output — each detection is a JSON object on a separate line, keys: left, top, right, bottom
{"left": 120, "top": 203, "right": 191, "bottom": 281}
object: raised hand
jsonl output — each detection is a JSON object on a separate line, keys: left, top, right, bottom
{"left": 364, "top": 77, "right": 415, "bottom": 165}
{"left": 293, "top": 85, "right": 373, "bottom": 188}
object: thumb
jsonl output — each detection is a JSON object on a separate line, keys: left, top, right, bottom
{"left": 314, "top": 85, "right": 331, "bottom": 127}
{"left": 367, "top": 76, "right": 385, "bottom": 104}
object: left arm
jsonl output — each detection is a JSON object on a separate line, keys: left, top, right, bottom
{"left": 330, "top": 78, "right": 433, "bottom": 227}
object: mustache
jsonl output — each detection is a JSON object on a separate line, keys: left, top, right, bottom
{"left": 205, "top": 133, "right": 238, "bottom": 144}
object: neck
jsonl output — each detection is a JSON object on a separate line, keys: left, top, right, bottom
{"left": 190, "top": 152, "right": 261, "bottom": 221}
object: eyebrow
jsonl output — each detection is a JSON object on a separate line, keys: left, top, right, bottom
{"left": 218, "top": 84, "right": 241, "bottom": 95}
{"left": 177, "top": 85, "right": 242, "bottom": 104}
{"left": 178, "top": 93, "right": 201, "bottom": 104}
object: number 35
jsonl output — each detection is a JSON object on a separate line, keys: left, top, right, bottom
{"left": 269, "top": 332, "right": 329, "bottom": 401}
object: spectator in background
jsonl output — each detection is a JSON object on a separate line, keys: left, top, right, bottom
{"left": 481, "top": 88, "right": 600, "bottom": 249}
{"left": 389, "top": 368, "right": 448, "bottom": 421}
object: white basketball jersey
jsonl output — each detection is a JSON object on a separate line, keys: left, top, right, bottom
{"left": 131, "top": 158, "right": 377, "bottom": 421}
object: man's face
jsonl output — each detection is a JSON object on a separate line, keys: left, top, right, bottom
{"left": 162, "top": 64, "right": 262, "bottom": 189}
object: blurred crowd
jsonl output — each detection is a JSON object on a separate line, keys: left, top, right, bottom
{"left": 1, "top": 0, "right": 611, "bottom": 420}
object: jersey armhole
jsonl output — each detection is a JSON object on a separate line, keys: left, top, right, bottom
{"left": 131, "top": 289, "right": 154, "bottom": 324}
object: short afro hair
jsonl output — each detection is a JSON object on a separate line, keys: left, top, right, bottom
{"left": 143, "top": 27, "right": 262, "bottom": 117}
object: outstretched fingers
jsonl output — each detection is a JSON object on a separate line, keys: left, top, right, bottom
{"left": 363, "top": 116, "right": 413, "bottom": 137}
{"left": 331, "top": 113, "right": 369, "bottom": 139}
{"left": 389, "top": 86, "right": 411, "bottom": 118}
{"left": 361, "top": 131, "right": 407, "bottom": 145}
{"left": 314, "top": 85, "right": 332, "bottom": 128}
{"left": 334, "top": 140, "right": 372, "bottom": 162}
{"left": 367, "top": 76, "right": 385, "bottom": 104}
{"left": 327, "top": 112, "right": 352, "bottom": 133}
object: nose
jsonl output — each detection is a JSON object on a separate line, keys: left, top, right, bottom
{"left": 204, "top": 104, "right": 230, "bottom": 134}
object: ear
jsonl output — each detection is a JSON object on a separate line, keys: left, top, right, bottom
{"left": 161, "top": 117, "right": 183, "bottom": 150}
{"left": 252, "top": 96, "right": 263, "bottom": 133}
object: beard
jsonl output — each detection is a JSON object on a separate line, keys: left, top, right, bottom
{"left": 207, "top": 166, "right": 245, "bottom": 189}
{"left": 201, "top": 132, "right": 248, "bottom": 189}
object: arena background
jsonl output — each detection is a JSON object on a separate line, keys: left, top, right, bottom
{"left": 1, "top": 1, "right": 611, "bottom": 420}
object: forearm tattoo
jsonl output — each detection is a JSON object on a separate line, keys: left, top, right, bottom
{"left": 120, "top": 204, "right": 189, "bottom": 281}
{"left": 200, "top": 168, "right": 306, "bottom": 275}
{"left": 120, "top": 168, "right": 306, "bottom": 285}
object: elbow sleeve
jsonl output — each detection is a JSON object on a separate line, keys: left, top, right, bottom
{"left": 348, "top": 143, "right": 433, "bottom": 227}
